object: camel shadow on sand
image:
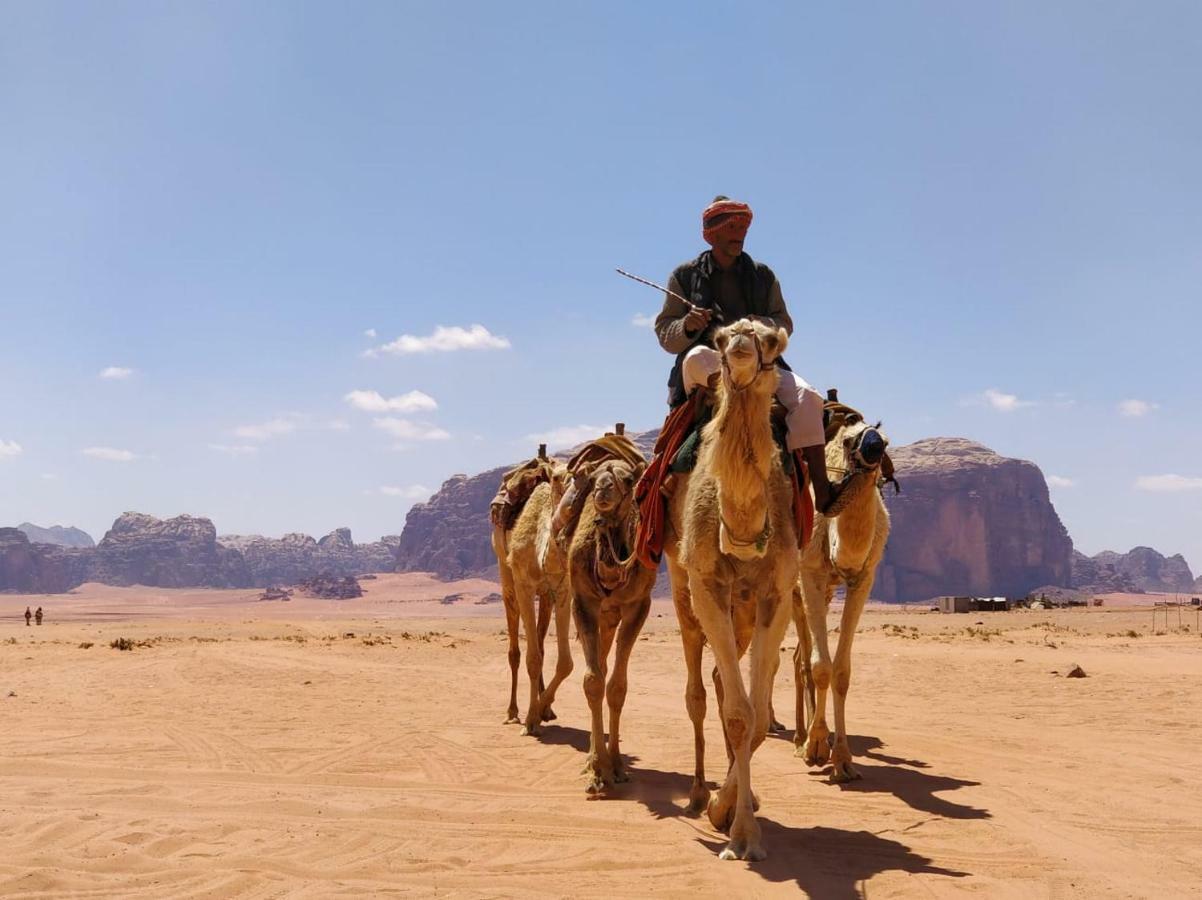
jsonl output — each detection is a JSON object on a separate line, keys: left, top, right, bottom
{"left": 533, "top": 726, "right": 979, "bottom": 895}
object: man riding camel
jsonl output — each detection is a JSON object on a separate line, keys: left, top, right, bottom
{"left": 653, "top": 195, "right": 841, "bottom": 514}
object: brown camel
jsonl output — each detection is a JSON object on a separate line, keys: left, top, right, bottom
{"left": 664, "top": 318, "right": 798, "bottom": 861}
{"left": 794, "top": 413, "right": 891, "bottom": 781}
{"left": 568, "top": 455, "right": 656, "bottom": 794}
{"left": 491, "top": 462, "right": 575, "bottom": 735}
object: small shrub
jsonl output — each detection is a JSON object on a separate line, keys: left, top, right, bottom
{"left": 78, "top": 642, "right": 93, "bottom": 649}
{"left": 110, "top": 637, "right": 134, "bottom": 651}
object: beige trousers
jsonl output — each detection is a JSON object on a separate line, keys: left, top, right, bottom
{"left": 682, "top": 345, "right": 826, "bottom": 450}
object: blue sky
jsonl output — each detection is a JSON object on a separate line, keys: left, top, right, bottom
{"left": 2, "top": 2, "right": 1200, "bottom": 571}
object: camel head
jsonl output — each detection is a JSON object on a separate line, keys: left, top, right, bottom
{"left": 589, "top": 459, "right": 642, "bottom": 520}
{"left": 713, "top": 318, "right": 788, "bottom": 392}
{"left": 834, "top": 416, "right": 890, "bottom": 476}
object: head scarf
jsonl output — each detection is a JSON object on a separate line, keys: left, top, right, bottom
{"left": 702, "top": 197, "right": 753, "bottom": 246}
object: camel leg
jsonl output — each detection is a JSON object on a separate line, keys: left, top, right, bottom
{"left": 670, "top": 557, "right": 711, "bottom": 813}
{"left": 536, "top": 590, "right": 555, "bottom": 720}
{"left": 500, "top": 565, "right": 522, "bottom": 724}
{"left": 829, "top": 573, "right": 870, "bottom": 782}
{"left": 607, "top": 596, "right": 650, "bottom": 783}
{"left": 749, "top": 582, "right": 794, "bottom": 757}
{"left": 535, "top": 588, "right": 574, "bottom": 723}
{"left": 799, "top": 569, "right": 833, "bottom": 767}
{"left": 713, "top": 598, "right": 755, "bottom": 765}
{"left": 518, "top": 582, "right": 545, "bottom": 736}
{"left": 577, "top": 596, "right": 617, "bottom": 794}
{"left": 791, "top": 585, "right": 815, "bottom": 753}
{"left": 691, "top": 575, "right": 764, "bottom": 862}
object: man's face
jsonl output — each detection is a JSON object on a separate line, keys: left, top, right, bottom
{"left": 706, "top": 217, "right": 751, "bottom": 259}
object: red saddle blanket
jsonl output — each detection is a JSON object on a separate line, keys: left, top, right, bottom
{"left": 633, "top": 393, "right": 813, "bottom": 570}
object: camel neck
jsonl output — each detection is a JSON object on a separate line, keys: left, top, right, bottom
{"left": 706, "top": 378, "right": 776, "bottom": 545}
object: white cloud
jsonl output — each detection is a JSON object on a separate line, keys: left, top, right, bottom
{"left": 631, "top": 313, "right": 655, "bottom": 328}
{"left": 364, "top": 328, "right": 377, "bottom": 339}
{"left": 344, "top": 389, "right": 438, "bottom": 414}
{"left": 0, "top": 439, "right": 22, "bottom": 460}
{"left": 365, "top": 324, "right": 511, "bottom": 357}
{"left": 524, "top": 424, "right": 608, "bottom": 450}
{"left": 82, "top": 446, "right": 137, "bottom": 462}
{"left": 1135, "top": 474, "right": 1202, "bottom": 493}
{"left": 99, "top": 366, "right": 134, "bottom": 380}
{"left": 1119, "top": 399, "right": 1157, "bottom": 418}
{"left": 1046, "top": 475, "right": 1075, "bottom": 488}
{"left": 372, "top": 417, "right": 451, "bottom": 443}
{"left": 209, "top": 444, "right": 259, "bottom": 456}
{"left": 379, "top": 484, "right": 432, "bottom": 500}
{"left": 234, "top": 416, "right": 300, "bottom": 441}
{"left": 982, "top": 388, "right": 1034, "bottom": 412}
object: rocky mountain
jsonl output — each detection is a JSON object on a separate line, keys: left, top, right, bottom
{"left": 0, "top": 528, "right": 92, "bottom": 593}
{"left": 89, "top": 512, "right": 251, "bottom": 588}
{"left": 218, "top": 528, "right": 399, "bottom": 585}
{"left": 875, "top": 438, "right": 1073, "bottom": 602}
{"left": 1072, "top": 546, "right": 1195, "bottom": 594}
{"left": 17, "top": 522, "right": 95, "bottom": 548}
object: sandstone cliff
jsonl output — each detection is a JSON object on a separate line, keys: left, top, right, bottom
{"left": 1072, "top": 546, "right": 1195, "bottom": 594}
{"left": 90, "top": 512, "right": 251, "bottom": 588}
{"left": 0, "top": 528, "right": 91, "bottom": 593}
{"left": 218, "top": 529, "right": 399, "bottom": 585}
{"left": 868, "top": 438, "right": 1073, "bottom": 602}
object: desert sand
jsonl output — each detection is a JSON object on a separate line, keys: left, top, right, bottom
{"left": 2, "top": 574, "right": 1200, "bottom": 898}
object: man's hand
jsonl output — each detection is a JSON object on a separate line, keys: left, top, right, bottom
{"left": 682, "top": 306, "right": 712, "bottom": 334}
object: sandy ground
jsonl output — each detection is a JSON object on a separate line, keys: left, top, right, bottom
{"left": 2, "top": 575, "right": 1201, "bottom": 898}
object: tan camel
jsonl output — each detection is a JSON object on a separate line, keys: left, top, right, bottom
{"left": 794, "top": 414, "right": 891, "bottom": 782}
{"left": 491, "top": 462, "right": 575, "bottom": 735}
{"left": 663, "top": 318, "right": 798, "bottom": 862}
{"left": 568, "top": 456, "right": 656, "bottom": 794}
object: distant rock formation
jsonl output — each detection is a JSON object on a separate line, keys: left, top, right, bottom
{"left": 217, "top": 529, "right": 399, "bottom": 585}
{"left": 1072, "top": 546, "right": 1195, "bottom": 594}
{"left": 872, "top": 438, "right": 1073, "bottom": 602}
{"left": 0, "top": 528, "right": 91, "bottom": 593}
{"left": 90, "top": 512, "right": 251, "bottom": 588}
{"left": 296, "top": 573, "right": 363, "bottom": 599}
{"left": 17, "top": 522, "right": 95, "bottom": 548}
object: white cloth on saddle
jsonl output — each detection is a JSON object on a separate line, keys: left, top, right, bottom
{"left": 681, "top": 345, "right": 825, "bottom": 450}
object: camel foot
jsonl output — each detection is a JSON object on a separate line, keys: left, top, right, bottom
{"left": 707, "top": 791, "right": 736, "bottom": 833}
{"left": 829, "top": 746, "right": 860, "bottom": 783}
{"left": 611, "top": 757, "right": 630, "bottom": 783}
{"left": 519, "top": 721, "right": 541, "bottom": 737}
{"left": 718, "top": 827, "right": 766, "bottom": 862}
{"left": 804, "top": 728, "right": 832, "bottom": 767}
{"left": 767, "top": 718, "right": 785, "bottom": 734}
{"left": 541, "top": 705, "right": 557, "bottom": 722}
{"left": 504, "top": 714, "right": 521, "bottom": 725}
{"left": 687, "top": 781, "right": 711, "bottom": 815}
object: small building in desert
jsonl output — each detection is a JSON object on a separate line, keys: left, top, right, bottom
{"left": 937, "top": 596, "right": 973, "bottom": 614}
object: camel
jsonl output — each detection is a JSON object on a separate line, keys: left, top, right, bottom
{"left": 491, "top": 460, "right": 575, "bottom": 735}
{"left": 567, "top": 455, "right": 656, "bottom": 794}
{"left": 793, "top": 412, "right": 891, "bottom": 782}
{"left": 663, "top": 318, "right": 799, "bottom": 862}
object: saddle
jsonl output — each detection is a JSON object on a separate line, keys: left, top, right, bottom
{"left": 489, "top": 456, "right": 559, "bottom": 532}
{"left": 550, "top": 432, "right": 646, "bottom": 548}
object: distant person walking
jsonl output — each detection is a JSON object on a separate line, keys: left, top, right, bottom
{"left": 34, "top": 607, "right": 43, "bottom": 626}
{"left": 24, "top": 607, "right": 31, "bottom": 626}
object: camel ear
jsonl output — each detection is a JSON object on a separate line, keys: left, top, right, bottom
{"left": 714, "top": 327, "right": 730, "bottom": 353}
{"left": 762, "top": 326, "right": 788, "bottom": 360}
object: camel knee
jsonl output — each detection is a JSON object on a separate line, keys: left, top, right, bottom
{"left": 724, "top": 700, "right": 753, "bottom": 749}
{"left": 583, "top": 670, "right": 604, "bottom": 706}
{"left": 555, "top": 655, "right": 574, "bottom": 680}
{"left": 507, "top": 648, "right": 521, "bottom": 668}
{"left": 606, "top": 676, "right": 627, "bottom": 710}
{"left": 811, "top": 660, "right": 832, "bottom": 691}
